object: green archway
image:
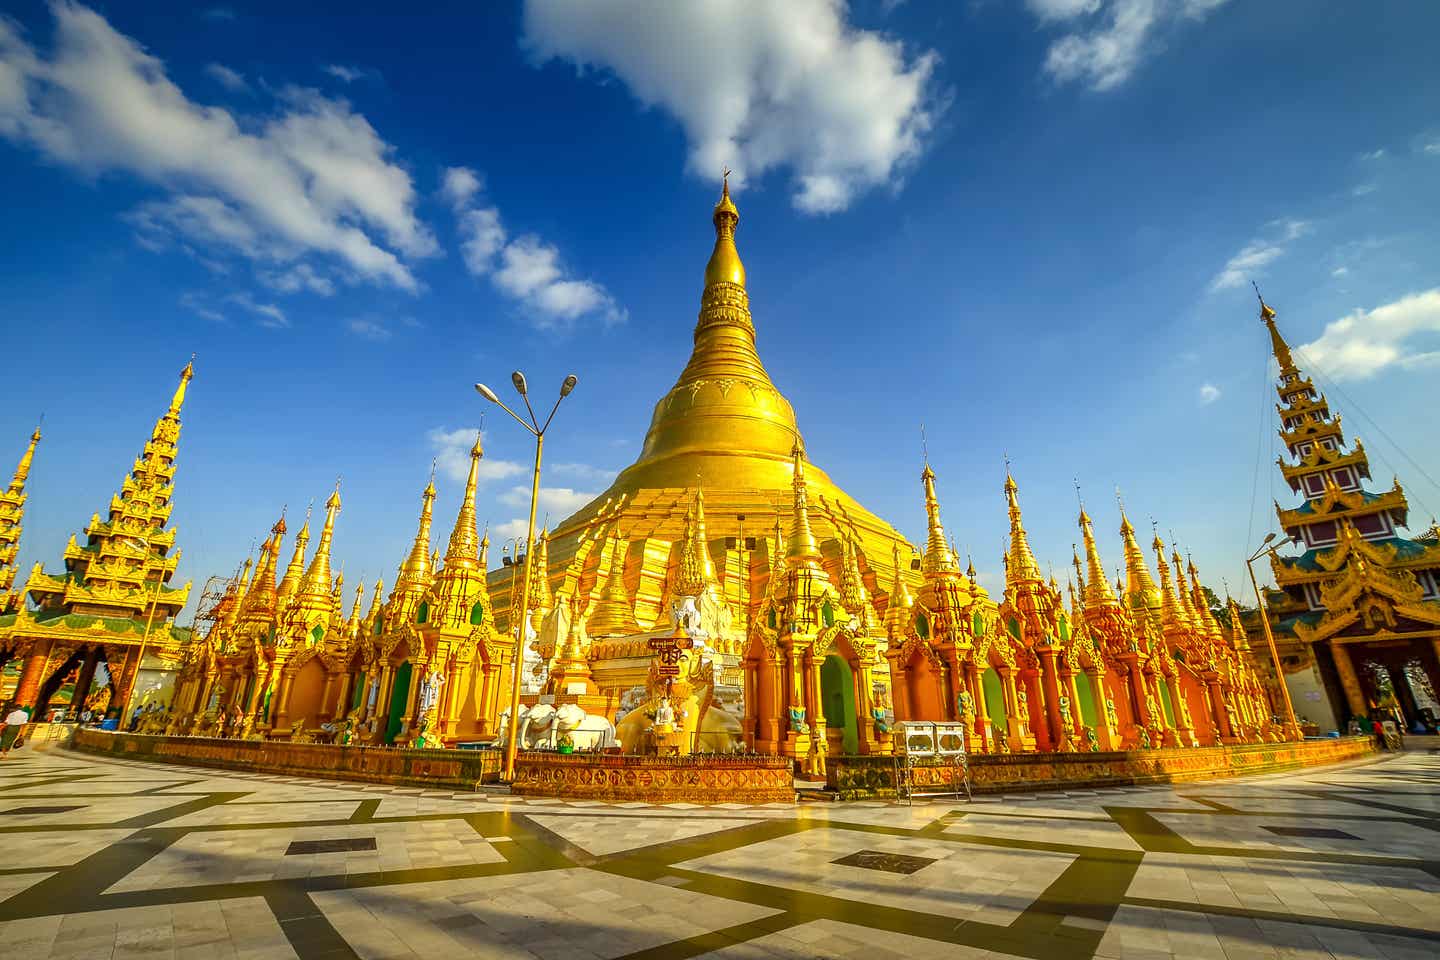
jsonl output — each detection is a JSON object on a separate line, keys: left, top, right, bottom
{"left": 351, "top": 671, "right": 367, "bottom": 711}
{"left": 1075, "top": 676, "right": 1097, "bottom": 726}
{"left": 819, "top": 655, "right": 859, "bottom": 755}
{"left": 981, "top": 668, "right": 1005, "bottom": 729}
{"left": 1158, "top": 681, "right": 1177, "bottom": 726}
{"left": 386, "top": 662, "right": 413, "bottom": 744}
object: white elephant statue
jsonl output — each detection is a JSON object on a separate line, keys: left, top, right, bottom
{"left": 520, "top": 703, "right": 558, "bottom": 748}
{"left": 554, "top": 702, "right": 617, "bottom": 751}
{"left": 496, "top": 704, "right": 531, "bottom": 747}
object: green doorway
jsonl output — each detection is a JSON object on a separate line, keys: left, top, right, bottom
{"left": 820, "top": 655, "right": 859, "bottom": 756}
{"left": 981, "top": 668, "right": 1005, "bottom": 733}
{"left": 386, "top": 662, "right": 413, "bottom": 745}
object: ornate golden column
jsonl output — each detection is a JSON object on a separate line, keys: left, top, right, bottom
{"left": 1037, "top": 648, "right": 1064, "bottom": 749}
{"left": 1329, "top": 640, "right": 1365, "bottom": 718}
{"left": 970, "top": 662, "right": 992, "bottom": 752}
{"left": 12, "top": 641, "right": 52, "bottom": 711}
{"left": 1086, "top": 671, "right": 1120, "bottom": 749}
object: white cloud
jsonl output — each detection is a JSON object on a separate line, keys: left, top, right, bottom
{"left": 1034, "top": 0, "right": 1231, "bottom": 92}
{"left": 492, "top": 518, "right": 530, "bottom": 541}
{"left": 1209, "top": 218, "right": 1310, "bottom": 292}
{"left": 1352, "top": 182, "right": 1377, "bottom": 197}
{"left": 204, "top": 63, "right": 248, "bottom": 92}
{"left": 228, "top": 291, "right": 287, "bottom": 328}
{"left": 521, "top": 0, "right": 941, "bottom": 214}
{"left": 323, "top": 64, "right": 365, "bottom": 83}
{"left": 346, "top": 317, "right": 391, "bottom": 341}
{"left": 551, "top": 462, "right": 618, "bottom": 484}
{"left": 1294, "top": 289, "right": 1440, "bottom": 381}
{"left": 1421, "top": 140, "right": 1440, "bottom": 156}
{"left": 1331, "top": 266, "right": 1349, "bottom": 278}
{"left": 1359, "top": 148, "right": 1386, "bottom": 161}
{"left": 441, "top": 164, "right": 624, "bottom": 330}
{"left": 441, "top": 166, "right": 481, "bottom": 206}
{"left": 260, "top": 262, "right": 335, "bottom": 296}
{"left": 1026, "top": 0, "right": 1102, "bottom": 20}
{"left": 427, "top": 427, "right": 526, "bottom": 485}
{"left": 0, "top": 3, "right": 431, "bottom": 291}
{"left": 498, "top": 484, "right": 597, "bottom": 522}
{"left": 179, "top": 291, "right": 225, "bottom": 323}
{"left": 1198, "top": 382, "right": 1220, "bottom": 404}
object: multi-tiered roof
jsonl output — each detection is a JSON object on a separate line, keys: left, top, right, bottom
{"left": 1260, "top": 299, "right": 1440, "bottom": 643}
{"left": 21, "top": 361, "right": 195, "bottom": 635}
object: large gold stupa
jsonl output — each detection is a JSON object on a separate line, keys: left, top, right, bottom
{"left": 492, "top": 182, "right": 919, "bottom": 632}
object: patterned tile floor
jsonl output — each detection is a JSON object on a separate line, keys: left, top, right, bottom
{"left": 0, "top": 749, "right": 1437, "bottom": 959}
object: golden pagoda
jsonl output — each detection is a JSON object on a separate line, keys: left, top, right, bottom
{"left": 157, "top": 186, "right": 1278, "bottom": 765}
{"left": 488, "top": 177, "right": 918, "bottom": 641}
{"left": 0, "top": 427, "right": 41, "bottom": 613}
{"left": 0, "top": 361, "right": 194, "bottom": 720}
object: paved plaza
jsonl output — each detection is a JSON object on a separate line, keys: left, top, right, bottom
{"left": 0, "top": 749, "right": 1437, "bottom": 960}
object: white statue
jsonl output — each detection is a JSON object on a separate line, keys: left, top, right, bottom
{"left": 554, "top": 702, "right": 618, "bottom": 750}
{"left": 655, "top": 696, "right": 676, "bottom": 728}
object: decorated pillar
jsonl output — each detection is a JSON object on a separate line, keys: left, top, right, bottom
{"left": 273, "top": 671, "right": 295, "bottom": 730}
{"left": 969, "top": 662, "right": 991, "bottom": 752}
{"left": 1207, "top": 678, "right": 1233, "bottom": 740}
{"left": 1330, "top": 640, "right": 1365, "bottom": 719}
{"left": 1086, "top": 670, "right": 1120, "bottom": 750}
{"left": 1037, "top": 648, "right": 1065, "bottom": 749}
{"left": 807, "top": 656, "right": 827, "bottom": 777}
{"left": 12, "top": 642, "right": 52, "bottom": 711}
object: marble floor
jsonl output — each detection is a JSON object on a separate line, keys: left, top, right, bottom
{"left": 0, "top": 748, "right": 1437, "bottom": 960}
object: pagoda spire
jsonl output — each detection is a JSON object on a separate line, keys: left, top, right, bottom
{"left": 364, "top": 577, "right": 385, "bottom": 629}
{"left": 299, "top": 484, "right": 341, "bottom": 602}
{"left": 240, "top": 513, "right": 285, "bottom": 621}
{"left": 1152, "top": 531, "right": 1188, "bottom": 631}
{"left": 527, "top": 528, "right": 553, "bottom": 635}
{"left": 392, "top": 470, "right": 437, "bottom": 606}
{"left": 7, "top": 425, "right": 40, "bottom": 495}
{"left": 0, "top": 426, "right": 41, "bottom": 597}
{"left": 884, "top": 542, "right": 914, "bottom": 642}
{"left": 347, "top": 580, "right": 366, "bottom": 636}
{"left": 674, "top": 489, "right": 718, "bottom": 596}
{"left": 704, "top": 172, "right": 745, "bottom": 291}
{"left": 1258, "top": 292, "right": 1299, "bottom": 379}
{"left": 786, "top": 440, "right": 821, "bottom": 566}
{"left": 443, "top": 435, "right": 483, "bottom": 571}
{"left": 167, "top": 355, "right": 195, "bottom": 419}
{"left": 1004, "top": 471, "right": 1043, "bottom": 583}
{"left": 1079, "top": 506, "right": 1117, "bottom": 607}
{"left": 1117, "top": 494, "right": 1158, "bottom": 605}
{"left": 276, "top": 505, "right": 310, "bottom": 605}
{"left": 587, "top": 531, "right": 640, "bottom": 636}
{"left": 479, "top": 523, "right": 491, "bottom": 571}
{"left": 1170, "top": 543, "right": 1200, "bottom": 627}
{"left": 920, "top": 462, "right": 960, "bottom": 575}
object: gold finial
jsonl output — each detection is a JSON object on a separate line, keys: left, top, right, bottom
{"left": 919, "top": 456, "right": 958, "bottom": 575}
{"left": 704, "top": 172, "right": 745, "bottom": 288}
{"left": 785, "top": 438, "right": 820, "bottom": 563}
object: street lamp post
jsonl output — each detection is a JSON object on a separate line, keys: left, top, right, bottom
{"left": 476, "top": 372, "right": 577, "bottom": 781}
{"left": 1246, "top": 533, "right": 1303, "bottom": 741}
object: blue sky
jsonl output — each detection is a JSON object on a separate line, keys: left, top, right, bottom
{"left": 2, "top": 0, "right": 1438, "bottom": 614}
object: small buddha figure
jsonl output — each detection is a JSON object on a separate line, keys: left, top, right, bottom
{"left": 654, "top": 696, "right": 676, "bottom": 732}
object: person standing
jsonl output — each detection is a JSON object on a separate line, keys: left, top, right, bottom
{"left": 1, "top": 704, "right": 30, "bottom": 757}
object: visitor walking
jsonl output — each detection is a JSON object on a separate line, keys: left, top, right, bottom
{"left": 1, "top": 704, "right": 30, "bottom": 758}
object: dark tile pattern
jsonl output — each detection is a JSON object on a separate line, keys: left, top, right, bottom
{"left": 285, "top": 837, "right": 377, "bottom": 856}
{"left": 3, "top": 804, "right": 86, "bottom": 815}
{"left": 832, "top": 848, "right": 937, "bottom": 874}
{"left": 1263, "top": 825, "right": 1361, "bottom": 840}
